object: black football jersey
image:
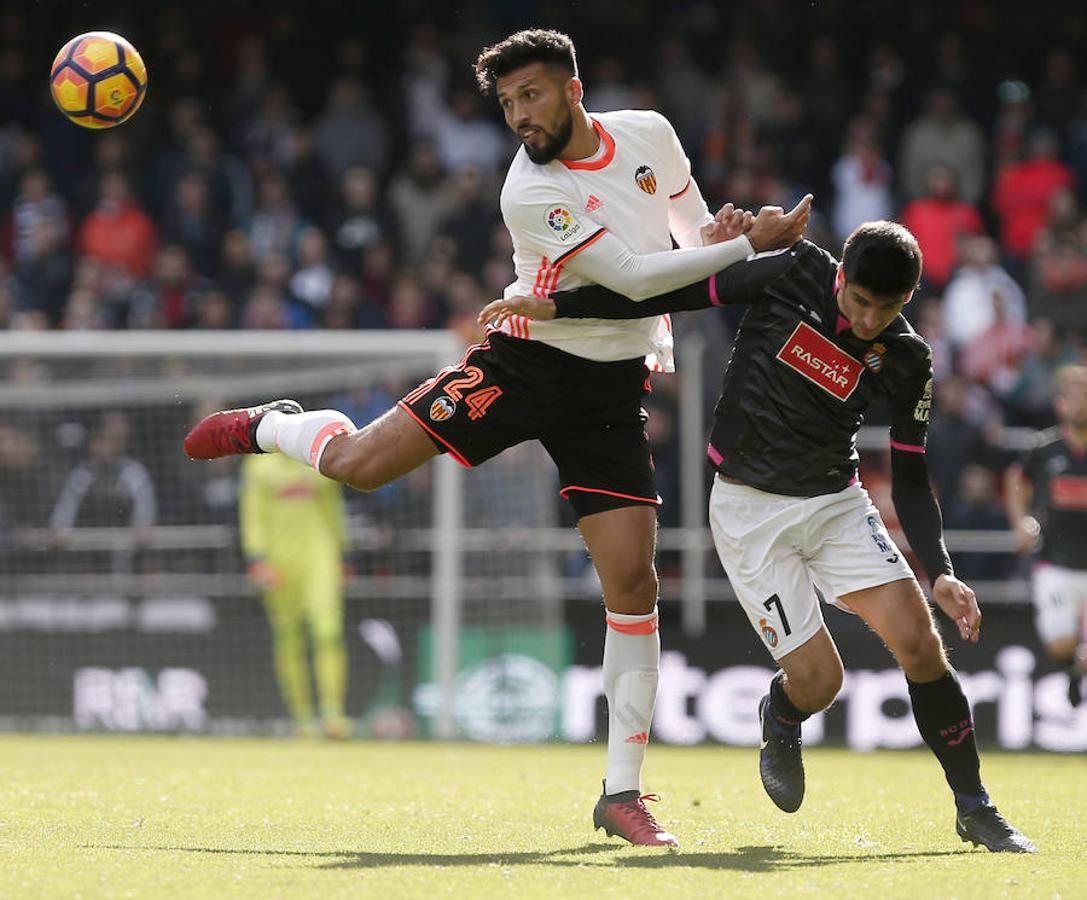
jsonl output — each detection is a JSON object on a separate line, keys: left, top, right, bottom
{"left": 555, "top": 241, "right": 934, "bottom": 497}
{"left": 1018, "top": 428, "right": 1087, "bottom": 569}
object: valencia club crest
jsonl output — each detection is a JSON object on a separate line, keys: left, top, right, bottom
{"left": 634, "top": 164, "right": 657, "bottom": 194}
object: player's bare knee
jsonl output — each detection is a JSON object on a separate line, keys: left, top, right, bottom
{"left": 896, "top": 624, "right": 946, "bottom": 676}
{"left": 604, "top": 567, "right": 659, "bottom": 616}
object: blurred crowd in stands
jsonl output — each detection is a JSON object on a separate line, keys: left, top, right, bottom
{"left": 2, "top": 1, "right": 1087, "bottom": 577}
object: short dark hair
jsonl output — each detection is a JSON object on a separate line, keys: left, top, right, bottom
{"left": 474, "top": 29, "right": 577, "bottom": 95}
{"left": 841, "top": 221, "right": 923, "bottom": 297}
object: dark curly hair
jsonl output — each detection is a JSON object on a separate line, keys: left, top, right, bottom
{"left": 842, "top": 221, "right": 923, "bottom": 297}
{"left": 474, "top": 29, "right": 578, "bottom": 95}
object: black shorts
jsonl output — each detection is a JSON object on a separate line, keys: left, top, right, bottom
{"left": 398, "top": 333, "right": 660, "bottom": 518}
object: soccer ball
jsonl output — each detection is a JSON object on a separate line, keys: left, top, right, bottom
{"left": 50, "top": 32, "right": 147, "bottom": 129}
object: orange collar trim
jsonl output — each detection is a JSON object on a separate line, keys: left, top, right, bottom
{"left": 560, "top": 119, "right": 616, "bottom": 171}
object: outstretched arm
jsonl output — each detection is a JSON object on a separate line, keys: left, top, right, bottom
{"left": 479, "top": 200, "right": 810, "bottom": 328}
{"left": 564, "top": 195, "right": 808, "bottom": 301}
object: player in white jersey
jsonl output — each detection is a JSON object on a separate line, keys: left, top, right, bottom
{"left": 183, "top": 28, "right": 809, "bottom": 847}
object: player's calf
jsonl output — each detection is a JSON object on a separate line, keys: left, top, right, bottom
{"left": 317, "top": 406, "right": 440, "bottom": 491}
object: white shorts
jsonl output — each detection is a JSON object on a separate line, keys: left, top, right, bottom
{"left": 1032, "top": 563, "right": 1087, "bottom": 646}
{"left": 709, "top": 478, "right": 915, "bottom": 660}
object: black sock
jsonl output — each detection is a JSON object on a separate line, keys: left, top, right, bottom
{"left": 769, "top": 670, "right": 810, "bottom": 732}
{"left": 907, "top": 667, "right": 985, "bottom": 806}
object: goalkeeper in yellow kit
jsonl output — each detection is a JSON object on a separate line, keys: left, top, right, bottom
{"left": 240, "top": 453, "right": 352, "bottom": 738}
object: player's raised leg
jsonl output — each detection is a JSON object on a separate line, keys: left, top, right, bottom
{"left": 580, "top": 504, "right": 678, "bottom": 848}
{"left": 843, "top": 577, "right": 1037, "bottom": 853}
{"left": 185, "top": 399, "right": 440, "bottom": 491}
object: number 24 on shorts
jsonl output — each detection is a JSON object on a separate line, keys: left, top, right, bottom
{"left": 446, "top": 366, "right": 503, "bottom": 421}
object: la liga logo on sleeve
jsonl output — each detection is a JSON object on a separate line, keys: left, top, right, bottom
{"left": 544, "top": 205, "right": 583, "bottom": 242}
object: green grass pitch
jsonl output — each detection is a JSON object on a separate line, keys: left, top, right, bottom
{"left": 0, "top": 736, "right": 1080, "bottom": 899}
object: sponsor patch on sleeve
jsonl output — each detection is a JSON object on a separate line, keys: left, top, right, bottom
{"left": 544, "top": 205, "right": 585, "bottom": 243}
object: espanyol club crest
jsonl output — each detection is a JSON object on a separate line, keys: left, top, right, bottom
{"left": 758, "top": 617, "right": 779, "bottom": 648}
{"left": 863, "top": 343, "right": 886, "bottom": 373}
{"left": 634, "top": 164, "right": 657, "bottom": 194}
{"left": 429, "top": 396, "right": 456, "bottom": 422}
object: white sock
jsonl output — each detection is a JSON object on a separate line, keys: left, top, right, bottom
{"left": 255, "top": 409, "right": 356, "bottom": 469}
{"left": 602, "top": 607, "right": 660, "bottom": 795}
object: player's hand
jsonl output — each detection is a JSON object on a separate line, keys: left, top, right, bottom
{"left": 746, "top": 193, "right": 813, "bottom": 252}
{"left": 701, "top": 202, "right": 754, "bottom": 246}
{"left": 1014, "top": 516, "right": 1041, "bottom": 553}
{"left": 477, "top": 294, "right": 557, "bottom": 328}
{"left": 932, "top": 573, "right": 981, "bottom": 643}
{"left": 247, "top": 559, "right": 280, "bottom": 589}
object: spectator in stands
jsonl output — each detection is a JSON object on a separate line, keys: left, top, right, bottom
{"left": 945, "top": 464, "right": 1018, "bottom": 581}
{"left": 184, "top": 124, "right": 253, "bottom": 226}
{"left": 991, "top": 127, "right": 1077, "bottom": 270}
{"left": 246, "top": 172, "right": 304, "bottom": 263}
{"left": 386, "top": 273, "right": 441, "bottom": 330}
{"left": 899, "top": 86, "right": 985, "bottom": 206}
{"left": 830, "top": 116, "right": 893, "bottom": 243}
{"left": 241, "top": 284, "right": 289, "bottom": 329}
{"left": 433, "top": 89, "right": 506, "bottom": 177}
{"left": 440, "top": 167, "right": 498, "bottom": 276}
{"left": 1029, "top": 189, "right": 1087, "bottom": 335}
{"left": 75, "top": 172, "right": 157, "bottom": 279}
{"left": 900, "top": 164, "right": 984, "bottom": 292}
{"left": 60, "top": 286, "right": 107, "bottom": 330}
{"left": 0, "top": 422, "right": 44, "bottom": 534}
{"left": 1066, "top": 87, "right": 1087, "bottom": 197}
{"left": 801, "top": 35, "right": 855, "bottom": 200}
{"left": 328, "top": 166, "right": 385, "bottom": 269}
{"left": 1036, "top": 48, "right": 1081, "bottom": 131}
{"left": 915, "top": 298, "right": 953, "bottom": 381}
{"left": 960, "top": 290, "right": 1037, "bottom": 411}
{"left": 321, "top": 274, "right": 365, "bottom": 330}
{"left": 313, "top": 77, "right": 390, "bottom": 180}
{"left": 73, "top": 131, "right": 132, "bottom": 218}
{"left": 243, "top": 84, "right": 299, "bottom": 171}
{"left": 217, "top": 229, "right": 256, "bottom": 306}
{"left": 283, "top": 126, "right": 331, "bottom": 225}
{"left": 161, "top": 171, "right": 224, "bottom": 278}
{"left": 386, "top": 140, "right": 459, "bottom": 266}
{"left": 359, "top": 239, "right": 395, "bottom": 313}
{"left": 942, "top": 235, "right": 1027, "bottom": 350}
{"left": 926, "top": 375, "right": 996, "bottom": 506}
{"left": 129, "top": 244, "right": 203, "bottom": 329}
{"left": 11, "top": 217, "right": 71, "bottom": 325}
{"left": 7, "top": 168, "right": 67, "bottom": 266}
{"left": 401, "top": 21, "right": 450, "bottom": 142}
{"left": 1003, "top": 317, "right": 1081, "bottom": 427}
{"left": 49, "top": 411, "right": 156, "bottom": 573}
{"left": 192, "top": 288, "right": 235, "bottom": 329}
{"left": 289, "top": 226, "right": 334, "bottom": 316}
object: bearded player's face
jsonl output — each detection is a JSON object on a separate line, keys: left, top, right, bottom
{"left": 496, "top": 62, "right": 575, "bottom": 164}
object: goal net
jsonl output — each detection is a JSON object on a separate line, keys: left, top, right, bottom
{"left": 0, "top": 330, "right": 571, "bottom": 739}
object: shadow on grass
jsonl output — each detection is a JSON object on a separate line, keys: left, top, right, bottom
{"left": 83, "top": 842, "right": 967, "bottom": 872}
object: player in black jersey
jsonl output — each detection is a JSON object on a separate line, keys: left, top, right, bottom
{"left": 1005, "top": 365, "right": 1087, "bottom": 707}
{"left": 480, "top": 220, "right": 1037, "bottom": 853}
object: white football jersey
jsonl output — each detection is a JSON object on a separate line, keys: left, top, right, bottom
{"left": 495, "top": 109, "right": 709, "bottom": 370}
